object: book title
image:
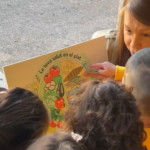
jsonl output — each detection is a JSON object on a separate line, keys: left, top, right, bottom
{"left": 39, "top": 52, "right": 81, "bottom": 74}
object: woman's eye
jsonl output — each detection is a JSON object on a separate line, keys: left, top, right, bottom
{"left": 143, "top": 34, "right": 150, "bottom": 37}
{"left": 125, "top": 29, "right": 131, "bottom": 33}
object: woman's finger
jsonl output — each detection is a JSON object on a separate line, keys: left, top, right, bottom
{"left": 98, "top": 69, "right": 108, "bottom": 76}
{"left": 84, "top": 71, "right": 106, "bottom": 79}
{"left": 89, "top": 63, "right": 104, "bottom": 69}
{"left": 84, "top": 71, "right": 99, "bottom": 76}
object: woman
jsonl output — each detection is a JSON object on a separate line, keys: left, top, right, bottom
{"left": 85, "top": 0, "right": 150, "bottom": 80}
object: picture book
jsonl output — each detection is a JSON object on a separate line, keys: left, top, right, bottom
{"left": 3, "top": 36, "right": 108, "bottom": 132}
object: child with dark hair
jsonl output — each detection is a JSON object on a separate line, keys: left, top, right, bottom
{"left": 0, "top": 87, "right": 50, "bottom": 150}
{"left": 0, "top": 87, "right": 7, "bottom": 93}
{"left": 62, "top": 80, "right": 147, "bottom": 150}
{"left": 123, "top": 48, "right": 150, "bottom": 149}
{"left": 27, "top": 132, "right": 86, "bottom": 150}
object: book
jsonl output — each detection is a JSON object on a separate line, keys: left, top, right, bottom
{"left": 3, "top": 36, "right": 107, "bottom": 132}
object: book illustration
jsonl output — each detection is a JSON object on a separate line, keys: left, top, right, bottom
{"left": 3, "top": 36, "right": 107, "bottom": 133}
{"left": 30, "top": 55, "right": 91, "bottom": 132}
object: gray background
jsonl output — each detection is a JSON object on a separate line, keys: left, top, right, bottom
{"left": 0, "top": 0, "right": 119, "bottom": 71}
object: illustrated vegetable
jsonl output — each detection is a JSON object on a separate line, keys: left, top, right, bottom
{"left": 44, "top": 90, "right": 59, "bottom": 99}
{"left": 56, "top": 121, "right": 62, "bottom": 128}
{"left": 44, "top": 73, "right": 53, "bottom": 83}
{"left": 50, "top": 66, "right": 60, "bottom": 77}
{"left": 50, "top": 107, "right": 64, "bottom": 121}
{"left": 46, "top": 82, "right": 51, "bottom": 88}
{"left": 44, "top": 80, "right": 56, "bottom": 91}
{"left": 53, "top": 75, "right": 62, "bottom": 84}
{"left": 55, "top": 97, "right": 64, "bottom": 110}
{"left": 50, "top": 120, "right": 56, "bottom": 128}
{"left": 66, "top": 60, "right": 75, "bottom": 69}
{"left": 60, "top": 107, "right": 65, "bottom": 114}
{"left": 49, "top": 81, "right": 55, "bottom": 90}
{"left": 33, "top": 81, "right": 39, "bottom": 91}
{"left": 64, "top": 66, "right": 83, "bottom": 82}
{"left": 56, "top": 83, "right": 64, "bottom": 97}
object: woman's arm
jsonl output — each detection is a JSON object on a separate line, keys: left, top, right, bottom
{"left": 85, "top": 63, "right": 125, "bottom": 81}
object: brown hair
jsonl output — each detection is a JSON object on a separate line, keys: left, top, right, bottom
{"left": 0, "top": 87, "right": 50, "bottom": 150}
{"left": 62, "top": 80, "right": 147, "bottom": 150}
{"left": 113, "top": 0, "right": 150, "bottom": 66}
{"left": 114, "top": 1, "right": 130, "bottom": 66}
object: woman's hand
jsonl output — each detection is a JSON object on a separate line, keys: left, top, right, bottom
{"left": 85, "top": 61, "right": 116, "bottom": 78}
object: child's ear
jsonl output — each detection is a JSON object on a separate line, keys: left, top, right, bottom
{"left": 122, "top": 72, "right": 130, "bottom": 86}
{"left": 121, "top": 73, "right": 134, "bottom": 93}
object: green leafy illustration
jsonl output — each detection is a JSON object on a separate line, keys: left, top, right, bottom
{"left": 71, "top": 76, "right": 81, "bottom": 83}
{"left": 50, "top": 107, "right": 64, "bottom": 121}
{"left": 65, "top": 83, "right": 71, "bottom": 86}
{"left": 44, "top": 90, "right": 59, "bottom": 99}
{"left": 53, "top": 75, "right": 62, "bottom": 84}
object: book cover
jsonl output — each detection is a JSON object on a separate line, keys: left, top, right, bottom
{"left": 3, "top": 36, "right": 107, "bottom": 132}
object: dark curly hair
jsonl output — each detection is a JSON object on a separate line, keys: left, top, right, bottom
{"left": 27, "top": 132, "right": 86, "bottom": 150}
{"left": 0, "top": 87, "right": 50, "bottom": 150}
{"left": 62, "top": 80, "right": 147, "bottom": 150}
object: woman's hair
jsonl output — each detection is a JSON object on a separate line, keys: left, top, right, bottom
{"left": 27, "top": 132, "right": 86, "bottom": 150}
{"left": 114, "top": 0, "right": 130, "bottom": 66}
{"left": 126, "top": 48, "right": 150, "bottom": 117}
{"left": 62, "top": 80, "right": 147, "bottom": 150}
{"left": 114, "top": 0, "right": 150, "bottom": 66}
{"left": 0, "top": 87, "right": 50, "bottom": 150}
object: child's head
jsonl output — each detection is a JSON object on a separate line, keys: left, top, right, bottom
{"left": 124, "top": 47, "right": 150, "bottom": 127}
{"left": 0, "top": 87, "right": 50, "bottom": 149}
{"left": 62, "top": 80, "right": 146, "bottom": 150}
{"left": 0, "top": 87, "right": 7, "bottom": 93}
{"left": 115, "top": 0, "right": 150, "bottom": 66}
{"left": 27, "top": 132, "right": 85, "bottom": 150}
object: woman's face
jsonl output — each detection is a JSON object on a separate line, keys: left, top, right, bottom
{"left": 124, "top": 10, "right": 150, "bottom": 55}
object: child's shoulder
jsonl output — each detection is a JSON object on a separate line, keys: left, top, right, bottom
{"left": 143, "top": 128, "right": 150, "bottom": 149}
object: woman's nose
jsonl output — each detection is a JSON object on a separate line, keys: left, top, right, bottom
{"left": 130, "top": 35, "right": 141, "bottom": 52}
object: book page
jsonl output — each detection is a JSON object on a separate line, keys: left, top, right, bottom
{"left": 3, "top": 36, "right": 107, "bottom": 132}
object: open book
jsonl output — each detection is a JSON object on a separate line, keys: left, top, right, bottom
{"left": 3, "top": 36, "right": 107, "bottom": 132}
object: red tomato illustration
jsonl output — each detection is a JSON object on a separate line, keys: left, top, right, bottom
{"left": 56, "top": 121, "right": 62, "bottom": 128}
{"left": 50, "top": 120, "right": 56, "bottom": 128}
{"left": 50, "top": 66, "right": 60, "bottom": 77}
{"left": 44, "top": 73, "right": 53, "bottom": 83}
{"left": 55, "top": 97, "right": 64, "bottom": 110}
